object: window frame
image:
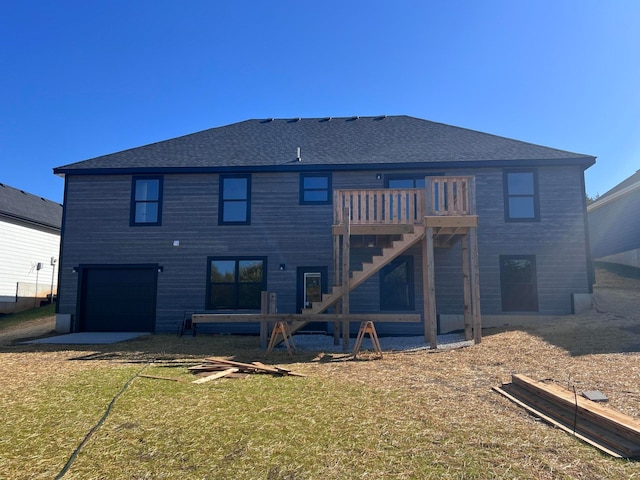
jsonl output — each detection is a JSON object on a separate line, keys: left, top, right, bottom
{"left": 379, "top": 255, "right": 415, "bottom": 311}
{"left": 206, "top": 256, "right": 267, "bottom": 310}
{"left": 300, "top": 173, "right": 332, "bottom": 205}
{"left": 499, "top": 254, "right": 539, "bottom": 312}
{"left": 219, "top": 174, "right": 251, "bottom": 225}
{"left": 130, "top": 176, "right": 163, "bottom": 226}
{"left": 503, "top": 169, "right": 540, "bottom": 222}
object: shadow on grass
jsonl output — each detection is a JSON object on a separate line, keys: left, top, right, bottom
{"left": 482, "top": 315, "right": 640, "bottom": 357}
{"left": 0, "top": 332, "right": 328, "bottom": 366}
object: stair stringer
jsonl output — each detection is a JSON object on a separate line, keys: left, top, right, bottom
{"left": 283, "top": 226, "right": 426, "bottom": 338}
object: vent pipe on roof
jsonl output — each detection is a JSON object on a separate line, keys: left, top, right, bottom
{"left": 296, "top": 147, "right": 301, "bottom": 162}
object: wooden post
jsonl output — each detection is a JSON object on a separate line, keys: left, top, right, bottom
{"left": 424, "top": 177, "right": 434, "bottom": 215}
{"left": 422, "top": 226, "right": 437, "bottom": 348}
{"left": 269, "top": 292, "right": 277, "bottom": 314}
{"left": 260, "top": 291, "right": 269, "bottom": 350}
{"left": 341, "top": 206, "right": 351, "bottom": 351}
{"left": 333, "top": 233, "right": 341, "bottom": 345}
{"left": 469, "top": 226, "right": 482, "bottom": 344}
{"left": 461, "top": 235, "right": 473, "bottom": 341}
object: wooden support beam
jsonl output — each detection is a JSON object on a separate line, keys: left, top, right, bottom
{"left": 461, "top": 235, "right": 473, "bottom": 341}
{"left": 342, "top": 206, "right": 351, "bottom": 351}
{"left": 424, "top": 215, "right": 478, "bottom": 228}
{"left": 192, "top": 313, "right": 421, "bottom": 323}
{"left": 260, "top": 291, "right": 269, "bottom": 349}
{"left": 422, "top": 227, "right": 437, "bottom": 348}
{"left": 469, "top": 226, "right": 482, "bottom": 344}
{"left": 331, "top": 224, "right": 415, "bottom": 236}
{"left": 333, "top": 233, "right": 340, "bottom": 287}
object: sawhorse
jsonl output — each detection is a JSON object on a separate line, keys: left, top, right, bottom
{"left": 352, "top": 321, "right": 383, "bottom": 359}
{"left": 266, "top": 321, "right": 296, "bottom": 358}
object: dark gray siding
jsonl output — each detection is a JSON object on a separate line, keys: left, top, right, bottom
{"left": 57, "top": 164, "right": 591, "bottom": 333}
{"left": 589, "top": 189, "right": 640, "bottom": 259}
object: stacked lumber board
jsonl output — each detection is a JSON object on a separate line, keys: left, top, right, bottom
{"left": 188, "top": 357, "right": 306, "bottom": 384}
{"left": 494, "top": 374, "right": 640, "bottom": 458}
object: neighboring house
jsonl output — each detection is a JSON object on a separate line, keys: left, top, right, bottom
{"left": 0, "top": 183, "right": 62, "bottom": 313}
{"left": 52, "top": 115, "right": 595, "bottom": 337}
{"left": 588, "top": 170, "right": 640, "bottom": 269}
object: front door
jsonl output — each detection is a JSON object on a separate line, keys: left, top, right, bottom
{"left": 296, "top": 266, "right": 328, "bottom": 332}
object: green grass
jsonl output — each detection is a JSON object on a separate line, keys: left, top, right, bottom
{"left": 0, "top": 364, "right": 533, "bottom": 480}
{"left": 1, "top": 338, "right": 637, "bottom": 480}
{"left": 0, "top": 303, "right": 55, "bottom": 331}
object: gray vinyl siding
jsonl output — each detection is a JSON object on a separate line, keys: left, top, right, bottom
{"left": 57, "top": 164, "right": 591, "bottom": 333}
{"left": 589, "top": 189, "right": 640, "bottom": 259}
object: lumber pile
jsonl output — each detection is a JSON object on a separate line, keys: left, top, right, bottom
{"left": 188, "top": 357, "right": 306, "bottom": 384}
{"left": 494, "top": 374, "right": 640, "bottom": 458}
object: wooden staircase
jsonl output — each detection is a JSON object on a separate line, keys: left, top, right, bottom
{"left": 287, "top": 226, "right": 426, "bottom": 335}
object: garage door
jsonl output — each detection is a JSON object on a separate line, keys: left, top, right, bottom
{"left": 79, "top": 265, "right": 157, "bottom": 332}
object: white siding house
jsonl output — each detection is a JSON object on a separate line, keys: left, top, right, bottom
{"left": 0, "top": 183, "right": 62, "bottom": 313}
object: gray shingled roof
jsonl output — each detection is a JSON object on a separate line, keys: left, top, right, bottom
{"left": 0, "top": 183, "right": 63, "bottom": 230}
{"left": 598, "top": 169, "right": 640, "bottom": 200}
{"left": 54, "top": 115, "right": 594, "bottom": 173}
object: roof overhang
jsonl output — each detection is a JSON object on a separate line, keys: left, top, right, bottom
{"left": 587, "top": 181, "right": 640, "bottom": 213}
{"left": 53, "top": 157, "right": 596, "bottom": 177}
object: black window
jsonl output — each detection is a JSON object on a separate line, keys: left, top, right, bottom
{"left": 207, "top": 257, "right": 266, "bottom": 310}
{"left": 380, "top": 256, "right": 414, "bottom": 310}
{"left": 131, "top": 176, "right": 162, "bottom": 225}
{"left": 300, "top": 173, "right": 332, "bottom": 205}
{"left": 386, "top": 177, "right": 425, "bottom": 189}
{"left": 500, "top": 255, "right": 539, "bottom": 312}
{"left": 219, "top": 175, "right": 251, "bottom": 225}
{"left": 504, "top": 170, "right": 539, "bottom": 221}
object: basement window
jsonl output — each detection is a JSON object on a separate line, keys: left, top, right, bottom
{"left": 380, "top": 256, "right": 415, "bottom": 311}
{"left": 207, "top": 257, "right": 266, "bottom": 310}
{"left": 500, "top": 255, "right": 539, "bottom": 312}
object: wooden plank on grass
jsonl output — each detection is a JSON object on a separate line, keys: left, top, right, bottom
{"left": 512, "top": 374, "right": 640, "bottom": 441}
{"left": 192, "top": 367, "right": 239, "bottom": 384}
{"left": 139, "top": 374, "right": 185, "bottom": 383}
{"left": 493, "top": 385, "right": 624, "bottom": 458}
{"left": 252, "top": 361, "right": 307, "bottom": 377}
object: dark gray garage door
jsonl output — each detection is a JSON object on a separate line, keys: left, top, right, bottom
{"left": 79, "top": 265, "right": 157, "bottom": 332}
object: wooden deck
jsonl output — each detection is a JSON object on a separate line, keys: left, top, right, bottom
{"left": 191, "top": 176, "right": 482, "bottom": 352}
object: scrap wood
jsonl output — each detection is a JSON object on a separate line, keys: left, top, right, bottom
{"left": 494, "top": 374, "right": 640, "bottom": 458}
{"left": 251, "top": 361, "right": 307, "bottom": 377}
{"left": 139, "top": 374, "right": 186, "bottom": 383}
{"left": 192, "top": 368, "right": 239, "bottom": 384}
{"left": 203, "top": 357, "right": 307, "bottom": 377}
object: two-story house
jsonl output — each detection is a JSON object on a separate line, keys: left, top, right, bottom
{"left": 53, "top": 115, "right": 595, "bottom": 341}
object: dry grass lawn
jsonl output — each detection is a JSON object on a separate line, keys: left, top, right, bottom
{"left": 1, "top": 267, "right": 639, "bottom": 479}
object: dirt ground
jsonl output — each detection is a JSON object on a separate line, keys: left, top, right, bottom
{"left": 1, "top": 266, "right": 640, "bottom": 479}
{"left": 0, "top": 314, "right": 55, "bottom": 344}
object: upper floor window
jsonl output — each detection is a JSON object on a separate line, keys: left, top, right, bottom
{"left": 504, "top": 170, "right": 539, "bottom": 221}
{"left": 219, "top": 174, "right": 251, "bottom": 225}
{"left": 386, "top": 176, "right": 425, "bottom": 189}
{"left": 380, "top": 256, "right": 414, "bottom": 311}
{"left": 207, "top": 257, "right": 266, "bottom": 309}
{"left": 300, "top": 173, "right": 332, "bottom": 205}
{"left": 131, "top": 176, "right": 162, "bottom": 225}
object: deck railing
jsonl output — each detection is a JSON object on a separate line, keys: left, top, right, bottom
{"left": 334, "top": 189, "right": 425, "bottom": 225}
{"left": 334, "top": 176, "right": 475, "bottom": 225}
{"left": 426, "top": 176, "right": 476, "bottom": 216}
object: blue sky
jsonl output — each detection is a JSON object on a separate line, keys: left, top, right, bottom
{"left": 2, "top": 1, "right": 639, "bottom": 204}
